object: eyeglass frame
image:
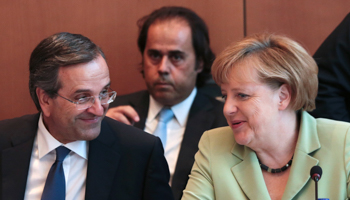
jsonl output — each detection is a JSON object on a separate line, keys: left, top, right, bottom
{"left": 55, "top": 91, "right": 117, "bottom": 110}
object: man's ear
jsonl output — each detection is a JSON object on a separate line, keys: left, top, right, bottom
{"left": 36, "top": 87, "right": 51, "bottom": 117}
{"left": 278, "top": 84, "right": 291, "bottom": 110}
{"left": 140, "top": 60, "right": 145, "bottom": 78}
{"left": 195, "top": 59, "right": 204, "bottom": 73}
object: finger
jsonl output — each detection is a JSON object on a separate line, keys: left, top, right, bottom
{"left": 106, "top": 106, "right": 140, "bottom": 124}
{"left": 106, "top": 111, "right": 133, "bottom": 125}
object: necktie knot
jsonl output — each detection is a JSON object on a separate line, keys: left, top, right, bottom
{"left": 55, "top": 146, "right": 70, "bottom": 162}
{"left": 158, "top": 108, "right": 174, "bottom": 123}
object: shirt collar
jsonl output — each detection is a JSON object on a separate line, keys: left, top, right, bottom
{"left": 148, "top": 87, "right": 197, "bottom": 127}
{"left": 37, "top": 113, "right": 88, "bottom": 160}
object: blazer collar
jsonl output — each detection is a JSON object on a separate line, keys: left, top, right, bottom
{"left": 1, "top": 114, "right": 122, "bottom": 200}
{"left": 129, "top": 91, "right": 149, "bottom": 130}
{"left": 230, "top": 111, "right": 321, "bottom": 200}
{"left": 85, "top": 118, "right": 121, "bottom": 200}
{"left": 171, "top": 92, "right": 220, "bottom": 199}
{"left": 2, "top": 114, "right": 39, "bottom": 200}
{"left": 231, "top": 144, "right": 271, "bottom": 199}
{"left": 282, "top": 111, "right": 320, "bottom": 199}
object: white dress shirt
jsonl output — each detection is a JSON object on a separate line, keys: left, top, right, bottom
{"left": 145, "top": 87, "right": 197, "bottom": 184}
{"left": 24, "top": 114, "right": 88, "bottom": 200}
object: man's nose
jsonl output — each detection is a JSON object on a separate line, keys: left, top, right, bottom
{"left": 158, "top": 56, "right": 171, "bottom": 74}
{"left": 87, "top": 97, "right": 105, "bottom": 116}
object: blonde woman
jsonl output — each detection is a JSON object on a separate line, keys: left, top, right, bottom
{"left": 182, "top": 34, "right": 350, "bottom": 200}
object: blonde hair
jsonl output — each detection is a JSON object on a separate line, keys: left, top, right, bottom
{"left": 212, "top": 33, "right": 318, "bottom": 111}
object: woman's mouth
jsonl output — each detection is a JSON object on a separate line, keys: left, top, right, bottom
{"left": 231, "top": 120, "right": 245, "bottom": 128}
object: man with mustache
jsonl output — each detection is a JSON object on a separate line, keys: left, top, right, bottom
{"left": 0, "top": 32, "right": 173, "bottom": 200}
{"left": 107, "top": 6, "right": 227, "bottom": 200}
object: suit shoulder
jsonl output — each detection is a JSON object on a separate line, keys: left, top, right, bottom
{"left": 0, "top": 114, "right": 39, "bottom": 132}
{"left": 100, "top": 117, "right": 165, "bottom": 160}
{"left": 118, "top": 90, "right": 148, "bottom": 99}
{"left": 316, "top": 117, "right": 350, "bottom": 128}
{"left": 102, "top": 116, "right": 158, "bottom": 143}
{"left": 109, "top": 90, "right": 149, "bottom": 107}
{"left": 0, "top": 114, "right": 39, "bottom": 148}
{"left": 192, "top": 92, "right": 227, "bottom": 127}
{"left": 195, "top": 91, "right": 224, "bottom": 109}
{"left": 197, "top": 91, "right": 223, "bottom": 103}
{"left": 204, "top": 126, "right": 234, "bottom": 139}
{"left": 316, "top": 118, "right": 350, "bottom": 136}
{"left": 200, "top": 126, "right": 235, "bottom": 148}
{"left": 206, "top": 95, "right": 224, "bottom": 107}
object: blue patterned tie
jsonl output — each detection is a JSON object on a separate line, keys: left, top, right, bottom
{"left": 153, "top": 108, "right": 174, "bottom": 147}
{"left": 41, "top": 146, "right": 71, "bottom": 200}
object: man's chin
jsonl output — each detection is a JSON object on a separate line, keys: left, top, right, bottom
{"left": 79, "top": 128, "right": 101, "bottom": 141}
{"left": 154, "top": 94, "right": 183, "bottom": 107}
{"left": 75, "top": 120, "right": 102, "bottom": 139}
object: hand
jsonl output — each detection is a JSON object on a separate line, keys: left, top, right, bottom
{"left": 106, "top": 105, "right": 140, "bottom": 125}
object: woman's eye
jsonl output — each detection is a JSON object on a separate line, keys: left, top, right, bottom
{"left": 221, "top": 95, "right": 227, "bottom": 101}
{"left": 238, "top": 93, "right": 249, "bottom": 99}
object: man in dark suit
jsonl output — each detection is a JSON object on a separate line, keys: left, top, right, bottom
{"left": 309, "top": 13, "right": 350, "bottom": 122}
{"left": 0, "top": 32, "right": 173, "bottom": 200}
{"left": 107, "top": 7, "right": 227, "bottom": 200}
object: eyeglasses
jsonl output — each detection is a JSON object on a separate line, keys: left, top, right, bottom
{"left": 56, "top": 91, "right": 117, "bottom": 110}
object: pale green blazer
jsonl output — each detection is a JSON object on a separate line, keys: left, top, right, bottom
{"left": 182, "top": 111, "right": 350, "bottom": 200}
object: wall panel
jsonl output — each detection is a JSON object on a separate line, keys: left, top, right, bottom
{"left": 246, "top": 0, "right": 350, "bottom": 54}
{"left": 0, "top": 0, "right": 243, "bottom": 120}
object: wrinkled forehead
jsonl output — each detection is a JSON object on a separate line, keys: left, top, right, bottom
{"left": 58, "top": 55, "right": 110, "bottom": 92}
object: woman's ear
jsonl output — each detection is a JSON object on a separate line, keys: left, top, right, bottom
{"left": 36, "top": 87, "right": 51, "bottom": 117}
{"left": 278, "top": 84, "right": 291, "bottom": 110}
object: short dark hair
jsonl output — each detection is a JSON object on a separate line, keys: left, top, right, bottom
{"left": 137, "top": 6, "right": 215, "bottom": 87}
{"left": 29, "top": 32, "right": 105, "bottom": 111}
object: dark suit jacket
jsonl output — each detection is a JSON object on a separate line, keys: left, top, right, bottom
{"left": 109, "top": 90, "right": 227, "bottom": 200}
{"left": 0, "top": 113, "right": 174, "bottom": 200}
{"left": 309, "top": 13, "right": 350, "bottom": 122}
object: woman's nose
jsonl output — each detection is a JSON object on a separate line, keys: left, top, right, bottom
{"left": 223, "top": 98, "right": 238, "bottom": 116}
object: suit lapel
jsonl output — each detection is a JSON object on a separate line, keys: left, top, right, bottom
{"left": 129, "top": 91, "right": 149, "bottom": 130}
{"left": 230, "top": 144, "right": 271, "bottom": 200}
{"left": 1, "top": 114, "right": 39, "bottom": 200}
{"left": 171, "top": 93, "right": 217, "bottom": 198}
{"left": 85, "top": 120, "right": 121, "bottom": 200}
{"left": 2, "top": 139, "right": 35, "bottom": 200}
{"left": 282, "top": 112, "right": 320, "bottom": 199}
{"left": 282, "top": 152, "right": 318, "bottom": 199}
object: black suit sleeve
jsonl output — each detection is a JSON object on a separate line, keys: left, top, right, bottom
{"left": 143, "top": 137, "right": 174, "bottom": 200}
{"left": 309, "top": 13, "right": 350, "bottom": 122}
